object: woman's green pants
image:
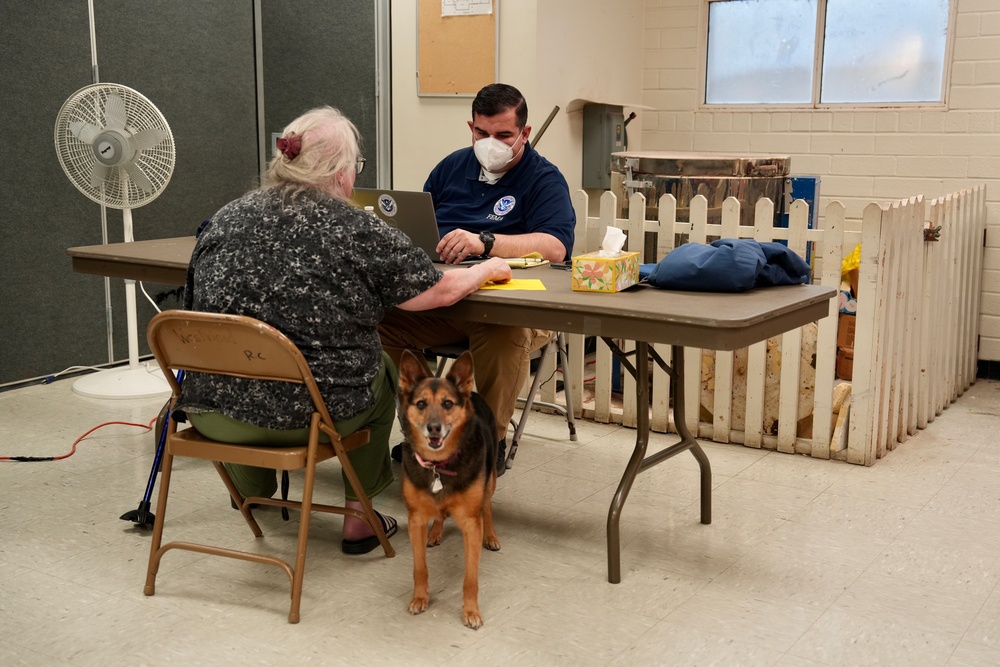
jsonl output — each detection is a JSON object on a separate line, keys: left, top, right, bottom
{"left": 188, "top": 352, "right": 397, "bottom": 502}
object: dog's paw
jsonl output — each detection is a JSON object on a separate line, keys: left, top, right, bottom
{"left": 408, "top": 595, "right": 429, "bottom": 615}
{"left": 427, "top": 522, "right": 443, "bottom": 547}
{"left": 483, "top": 533, "right": 501, "bottom": 551}
{"left": 462, "top": 607, "right": 484, "bottom": 630}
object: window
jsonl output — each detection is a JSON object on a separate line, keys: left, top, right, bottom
{"left": 704, "top": 0, "right": 952, "bottom": 106}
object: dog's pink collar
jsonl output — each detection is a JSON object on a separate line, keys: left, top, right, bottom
{"left": 414, "top": 450, "right": 460, "bottom": 494}
{"left": 414, "top": 451, "right": 459, "bottom": 476}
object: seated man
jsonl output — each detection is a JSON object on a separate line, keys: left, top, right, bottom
{"left": 380, "top": 83, "right": 575, "bottom": 476}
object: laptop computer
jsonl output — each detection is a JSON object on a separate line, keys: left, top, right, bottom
{"left": 351, "top": 188, "right": 442, "bottom": 260}
{"left": 350, "top": 188, "right": 488, "bottom": 265}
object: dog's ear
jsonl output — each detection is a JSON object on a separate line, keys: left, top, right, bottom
{"left": 398, "top": 350, "right": 430, "bottom": 396}
{"left": 446, "top": 350, "right": 476, "bottom": 395}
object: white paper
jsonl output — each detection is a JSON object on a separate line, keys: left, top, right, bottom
{"left": 442, "top": 0, "right": 492, "bottom": 17}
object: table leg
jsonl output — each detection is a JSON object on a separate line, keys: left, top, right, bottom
{"left": 665, "top": 345, "right": 712, "bottom": 526}
{"left": 607, "top": 341, "right": 650, "bottom": 583}
{"left": 604, "top": 341, "right": 713, "bottom": 584}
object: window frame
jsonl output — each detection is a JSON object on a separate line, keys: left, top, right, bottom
{"left": 697, "top": 0, "right": 957, "bottom": 110}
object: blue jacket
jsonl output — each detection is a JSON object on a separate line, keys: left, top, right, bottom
{"left": 645, "top": 239, "right": 811, "bottom": 292}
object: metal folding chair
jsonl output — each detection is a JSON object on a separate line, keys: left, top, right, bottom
{"left": 144, "top": 310, "right": 394, "bottom": 623}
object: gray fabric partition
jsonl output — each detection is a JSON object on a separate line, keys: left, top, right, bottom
{"left": 262, "top": 0, "right": 380, "bottom": 189}
{"left": 0, "top": 2, "right": 97, "bottom": 384}
{"left": 0, "top": 1, "right": 379, "bottom": 386}
{"left": 90, "top": 1, "right": 260, "bottom": 379}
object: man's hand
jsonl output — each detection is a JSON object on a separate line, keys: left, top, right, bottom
{"left": 437, "top": 229, "right": 485, "bottom": 264}
{"left": 437, "top": 228, "right": 567, "bottom": 264}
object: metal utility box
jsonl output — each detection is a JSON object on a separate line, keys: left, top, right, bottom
{"left": 611, "top": 151, "right": 790, "bottom": 227}
{"left": 582, "top": 104, "right": 625, "bottom": 189}
{"left": 782, "top": 175, "right": 821, "bottom": 230}
{"left": 783, "top": 175, "right": 821, "bottom": 262}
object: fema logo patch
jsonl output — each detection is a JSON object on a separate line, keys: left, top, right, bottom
{"left": 377, "top": 194, "right": 398, "bottom": 217}
{"left": 493, "top": 196, "right": 516, "bottom": 216}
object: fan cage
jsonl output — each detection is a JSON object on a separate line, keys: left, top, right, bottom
{"left": 54, "top": 83, "right": 175, "bottom": 210}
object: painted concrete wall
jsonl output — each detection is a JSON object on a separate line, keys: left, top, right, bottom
{"left": 389, "top": 0, "right": 644, "bottom": 199}
{"left": 640, "top": 0, "right": 1000, "bottom": 360}
{"left": 390, "top": 0, "right": 1000, "bottom": 359}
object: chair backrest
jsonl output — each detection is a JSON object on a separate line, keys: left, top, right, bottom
{"left": 147, "top": 310, "right": 335, "bottom": 427}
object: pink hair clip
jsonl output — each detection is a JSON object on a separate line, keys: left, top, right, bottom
{"left": 276, "top": 133, "right": 302, "bottom": 160}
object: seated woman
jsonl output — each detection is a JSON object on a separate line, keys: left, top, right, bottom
{"left": 178, "top": 106, "right": 511, "bottom": 554}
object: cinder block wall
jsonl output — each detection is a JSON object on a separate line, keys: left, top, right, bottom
{"left": 640, "top": 0, "right": 1000, "bottom": 360}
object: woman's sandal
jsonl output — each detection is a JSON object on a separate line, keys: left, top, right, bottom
{"left": 341, "top": 510, "right": 398, "bottom": 555}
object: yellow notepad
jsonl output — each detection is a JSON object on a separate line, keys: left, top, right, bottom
{"left": 479, "top": 279, "right": 546, "bottom": 291}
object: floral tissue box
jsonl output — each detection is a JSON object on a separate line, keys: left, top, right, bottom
{"left": 571, "top": 251, "right": 640, "bottom": 293}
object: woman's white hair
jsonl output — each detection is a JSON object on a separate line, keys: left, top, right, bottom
{"left": 265, "top": 106, "right": 361, "bottom": 202}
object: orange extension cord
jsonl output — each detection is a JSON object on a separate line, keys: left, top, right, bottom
{"left": 0, "top": 418, "right": 157, "bottom": 462}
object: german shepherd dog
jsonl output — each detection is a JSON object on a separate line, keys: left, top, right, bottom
{"left": 398, "top": 349, "right": 500, "bottom": 629}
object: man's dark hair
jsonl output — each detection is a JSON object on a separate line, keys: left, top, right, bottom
{"left": 472, "top": 83, "right": 528, "bottom": 129}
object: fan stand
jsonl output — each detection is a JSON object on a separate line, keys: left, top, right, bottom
{"left": 73, "top": 206, "right": 170, "bottom": 400}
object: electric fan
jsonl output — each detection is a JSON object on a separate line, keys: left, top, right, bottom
{"left": 54, "top": 83, "right": 175, "bottom": 399}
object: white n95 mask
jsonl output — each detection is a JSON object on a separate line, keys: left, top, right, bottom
{"left": 473, "top": 136, "right": 523, "bottom": 172}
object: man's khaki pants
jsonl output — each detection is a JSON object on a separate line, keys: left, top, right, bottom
{"left": 379, "top": 310, "right": 554, "bottom": 442}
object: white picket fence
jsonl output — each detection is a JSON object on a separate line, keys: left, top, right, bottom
{"left": 849, "top": 186, "right": 987, "bottom": 464}
{"left": 529, "top": 185, "right": 986, "bottom": 464}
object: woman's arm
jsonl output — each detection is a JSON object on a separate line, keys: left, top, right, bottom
{"left": 396, "top": 257, "right": 512, "bottom": 311}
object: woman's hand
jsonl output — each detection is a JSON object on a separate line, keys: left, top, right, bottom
{"left": 479, "top": 257, "right": 512, "bottom": 284}
{"left": 397, "top": 258, "right": 511, "bottom": 311}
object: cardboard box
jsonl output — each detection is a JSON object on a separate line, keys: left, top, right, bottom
{"left": 837, "top": 312, "right": 856, "bottom": 349}
{"left": 571, "top": 251, "right": 640, "bottom": 293}
{"left": 848, "top": 267, "right": 859, "bottom": 297}
{"left": 836, "top": 346, "right": 854, "bottom": 381}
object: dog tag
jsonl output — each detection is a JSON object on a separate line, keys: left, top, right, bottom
{"left": 431, "top": 472, "right": 443, "bottom": 494}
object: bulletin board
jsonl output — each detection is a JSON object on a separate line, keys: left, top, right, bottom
{"left": 417, "top": 0, "right": 497, "bottom": 96}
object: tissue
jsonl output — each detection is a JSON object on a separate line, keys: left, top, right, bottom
{"left": 571, "top": 226, "right": 640, "bottom": 293}
{"left": 596, "top": 226, "right": 627, "bottom": 257}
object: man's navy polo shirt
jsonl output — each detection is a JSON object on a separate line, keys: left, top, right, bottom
{"left": 423, "top": 142, "right": 575, "bottom": 260}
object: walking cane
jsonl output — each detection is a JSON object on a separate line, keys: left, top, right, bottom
{"left": 120, "top": 369, "right": 184, "bottom": 527}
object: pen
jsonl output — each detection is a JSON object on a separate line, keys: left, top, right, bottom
{"left": 506, "top": 258, "right": 549, "bottom": 268}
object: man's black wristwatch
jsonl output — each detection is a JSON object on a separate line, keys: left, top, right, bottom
{"left": 479, "top": 230, "right": 495, "bottom": 257}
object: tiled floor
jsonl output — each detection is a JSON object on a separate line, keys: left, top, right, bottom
{"left": 2, "top": 376, "right": 1000, "bottom": 666}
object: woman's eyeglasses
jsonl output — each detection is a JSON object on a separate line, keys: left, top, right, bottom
{"left": 356, "top": 157, "right": 367, "bottom": 175}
